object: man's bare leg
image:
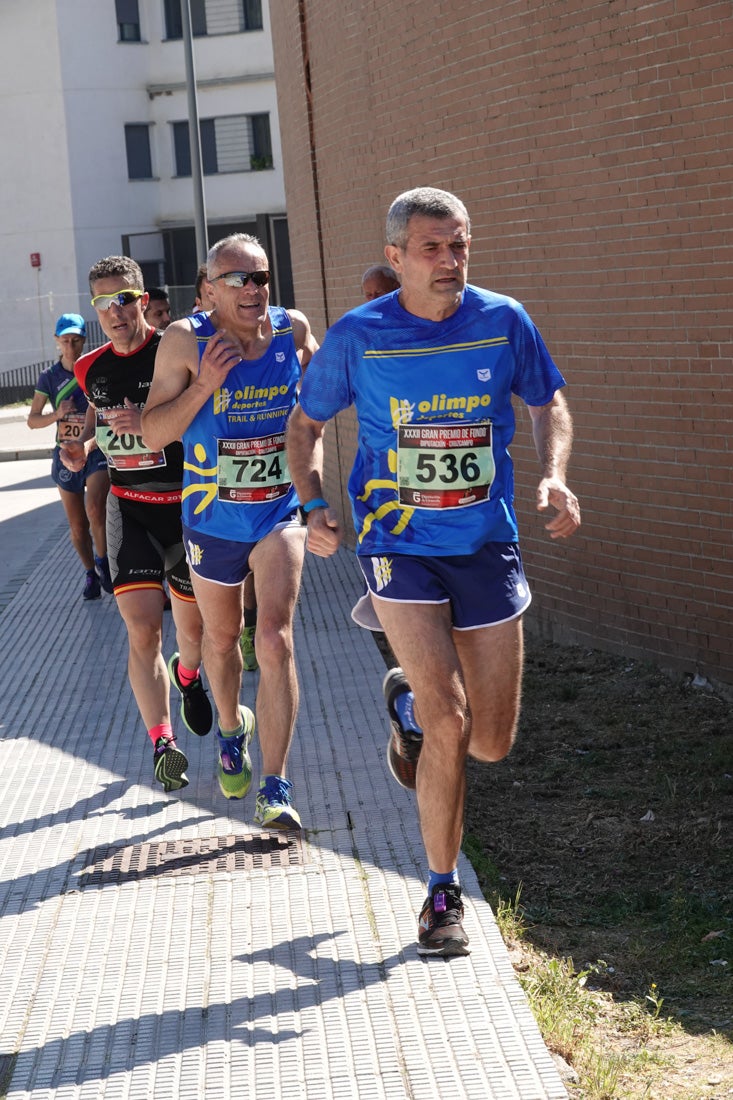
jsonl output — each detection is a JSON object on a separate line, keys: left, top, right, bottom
{"left": 116, "top": 586, "right": 189, "bottom": 791}
{"left": 116, "top": 588, "right": 169, "bottom": 728}
{"left": 189, "top": 573, "right": 244, "bottom": 731}
{"left": 248, "top": 525, "right": 306, "bottom": 776}
{"left": 371, "top": 599, "right": 468, "bottom": 873}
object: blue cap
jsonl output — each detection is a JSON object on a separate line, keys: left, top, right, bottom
{"left": 55, "top": 313, "right": 86, "bottom": 337}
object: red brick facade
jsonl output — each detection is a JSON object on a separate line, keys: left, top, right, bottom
{"left": 271, "top": 1, "right": 733, "bottom": 688}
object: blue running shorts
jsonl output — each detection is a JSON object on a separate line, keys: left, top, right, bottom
{"left": 357, "top": 541, "right": 531, "bottom": 631}
{"left": 52, "top": 445, "right": 108, "bottom": 494}
{"left": 183, "top": 513, "right": 299, "bottom": 586}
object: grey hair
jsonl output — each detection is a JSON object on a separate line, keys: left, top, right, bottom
{"left": 206, "top": 233, "right": 265, "bottom": 276}
{"left": 88, "top": 255, "right": 144, "bottom": 292}
{"left": 386, "top": 187, "right": 470, "bottom": 249}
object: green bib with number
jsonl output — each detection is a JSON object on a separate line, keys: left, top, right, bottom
{"left": 95, "top": 414, "right": 166, "bottom": 471}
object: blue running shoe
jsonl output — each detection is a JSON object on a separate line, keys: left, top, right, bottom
{"left": 94, "top": 554, "right": 114, "bottom": 594}
{"left": 217, "top": 706, "right": 255, "bottom": 799}
{"left": 82, "top": 569, "right": 101, "bottom": 601}
{"left": 383, "top": 668, "right": 423, "bottom": 790}
{"left": 254, "top": 775, "right": 301, "bottom": 831}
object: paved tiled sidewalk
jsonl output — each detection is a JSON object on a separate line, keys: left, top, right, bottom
{"left": 0, "top": 506, "right": 568, "bottom": 1098}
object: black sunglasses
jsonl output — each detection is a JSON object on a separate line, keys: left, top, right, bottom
{"left": 210, "top": 270, "right": 270, "bottom": 288}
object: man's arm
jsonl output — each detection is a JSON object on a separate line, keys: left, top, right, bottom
{"left": 141, "top": 321, "right": 241, "bottom": 450}
{"left": 528, "top": 390, "right": 581, "bottom": 539}
{"left": 288, "top": 309, "right": 319, "bottom": 374}
{"left": 286, "top": 404, "right": 341, "bottom": 556}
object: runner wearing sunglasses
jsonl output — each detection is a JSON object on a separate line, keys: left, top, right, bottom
{"left": 142, "top": 234, "right": 318, "bottom": 830}
{"left": 64, "top": 256, "right": 212, "bottom": 794}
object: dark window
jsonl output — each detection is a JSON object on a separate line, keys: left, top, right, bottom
{"left": 138, "top": 261, "right": 165, "bottom": 288}
{"left": 271, "top": 216, "right": 294, "bottom": 308}
{"left": 163, "top": 0, "right": 207, "bottom": 39}
{"left": 116, "top": 0, "right": 141, "bottom": 41}
{"left": 172, "top": 121, "right": 191, "bottom": 177}
{"left": 125, "top": 124, "right": 153, "bottom": 179}
{"left": 173, "top": 115, "right": 272, "bottom": 176}
{"left": 250, "top": 113, "right": 272, "bottom": 168}
{"left": 163, "top": 220, "right": 258, "bottom": 288}
{"left": 164, "top": 0, "right": 261, "bottom": 38}
{"left": 242, "top": 0, "right": 263, "bottom": 31}
{"left": 200, "top": 119, "right": 217, "bottom": 174}
{"left": 173, "top": 119, "right": 218, "bottom": 176}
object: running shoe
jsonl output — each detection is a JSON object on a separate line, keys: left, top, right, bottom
{"left": 417, "top": 883, "right": 470, "bottom": 957}
{"left": 82, "top": 569, "right": 101, "bottom": 601}
{"left": 94, "top": 554, "right": 114, "bottom": 594}
{"left": 254, "top": 775, "right": 302, "bottom": 831}
{"left": 153, "top": 736, "right": 189, "bottom": 793}
{"left": 239, "top": 624, "right": 258, "bottom": 672}
{"left": 168, "top": 652, "right": 213, "bottom": 736}
{"left": 217, "top": 706, "right": 255, "bottom": 799}
{"left": 383, "top": 667, "right": 423, "bottom": 790}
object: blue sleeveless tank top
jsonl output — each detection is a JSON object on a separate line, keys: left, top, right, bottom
{"left": 181, "top": 307, "right": 301, "bottom": 542}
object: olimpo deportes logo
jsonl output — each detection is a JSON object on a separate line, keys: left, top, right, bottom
{"left": 389, "top": 391, "right": 492, "bottom": 428}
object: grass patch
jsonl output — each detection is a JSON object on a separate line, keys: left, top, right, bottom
{"left": 463, "top": 636, "right": 733, "bottom": 1098}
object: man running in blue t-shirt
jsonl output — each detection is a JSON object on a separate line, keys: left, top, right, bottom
{"left": 287, "top": 187, "right": 581, "bottom": 957}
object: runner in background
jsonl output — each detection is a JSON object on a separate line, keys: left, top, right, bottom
{"left": 27, "top": 313, "right": 112, "bottom": 600}
{"left": 144, "top": 287, "right": 173, "bottom": 331}
{"left": 68, "top": 257, "right": 212, "bottom": 793}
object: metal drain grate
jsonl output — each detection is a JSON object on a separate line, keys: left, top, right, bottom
{"left": 72, "top": 832, "right": 305, "bottom": 887}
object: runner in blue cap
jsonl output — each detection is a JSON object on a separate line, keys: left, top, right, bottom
{"left": 27, "top": 313, "right": 112, "bottom": 600}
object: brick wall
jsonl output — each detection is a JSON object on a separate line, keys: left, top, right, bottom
{"left": 272, "top": 0, "right": 733, "bottom": 687}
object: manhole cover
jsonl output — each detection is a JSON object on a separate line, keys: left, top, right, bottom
{"left": 72, "top": 832, "right": 305, "bottom": 887}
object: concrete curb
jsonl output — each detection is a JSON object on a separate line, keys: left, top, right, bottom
{"left": 0, "top": 446, "right": 55, "bottom": 462}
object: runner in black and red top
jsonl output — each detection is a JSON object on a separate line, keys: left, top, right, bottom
{"left": 66, "top": 255, "right": 212, "bottom": 793}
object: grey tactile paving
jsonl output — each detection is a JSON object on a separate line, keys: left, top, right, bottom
{"left": 0, "top": 522, "right": 568, "bottom": 1099}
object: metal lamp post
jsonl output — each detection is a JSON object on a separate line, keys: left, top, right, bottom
{"left": 182, "top": 0, "right": 208, "bottom": 264}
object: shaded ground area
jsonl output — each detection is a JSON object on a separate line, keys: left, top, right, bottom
{"left": 464, "top": 635, "right": 733, "bottom": 1096}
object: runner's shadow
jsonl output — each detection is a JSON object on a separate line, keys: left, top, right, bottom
{"left": 0, "top": 810, "right": 217, "bottom": 919}
{"left": 0, "top": 779, "right": 133, "bottom": 841}
{"left": 6, "top": 932, "right": 405, "bottom": 1090}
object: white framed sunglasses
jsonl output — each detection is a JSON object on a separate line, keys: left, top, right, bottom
{"left": 91, "top": 289, "right": 145, "bottom": 311}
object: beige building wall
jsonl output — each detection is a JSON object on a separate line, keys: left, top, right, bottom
{"left": 271, "top": 1, "right": 733, "bottom": 688}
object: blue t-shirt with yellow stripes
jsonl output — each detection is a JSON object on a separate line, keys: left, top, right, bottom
{"left": 181, "top": 307, "right": 302, "bottom": 543}
{"left": 298, "top": 285, "right": 565, "bottom": 557}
